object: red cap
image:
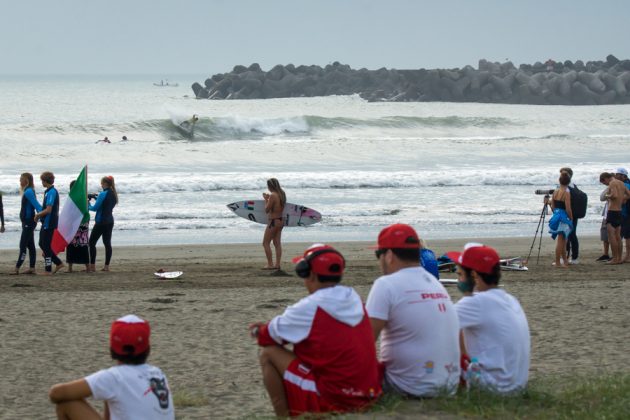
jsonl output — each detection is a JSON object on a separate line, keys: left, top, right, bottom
{"left": 110, "top": 314, "right": 150, "bottom": 356}
{"left": 292, "top": 244, "right": 345, "bottom": 276}
{"left": 372, "top": 223, "right": 421, "bottom": 249}
{"left": 446, "top": 243, "right": 500, "bottom": 275}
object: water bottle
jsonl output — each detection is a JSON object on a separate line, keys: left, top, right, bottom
{"left": 466, "top": 357, "right": 482, "bottom": 390}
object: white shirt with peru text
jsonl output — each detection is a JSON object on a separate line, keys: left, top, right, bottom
{"left": 366, "top": 266, "right": 460, "bottom": 396}
{"left": 455, "top": 288, "right": 530, "bottom": 394}
{"left": 85, "top": 363, "right": 175, "bottom": 420}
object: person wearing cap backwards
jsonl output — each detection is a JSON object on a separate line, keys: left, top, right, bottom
{"left": 614, "top": 168, "right": 630, "bottom": 262}
{"left": 249, "top": 244, "right": 381, "bottom": 417}
{"left": 366, "top": 224, "right": 460, "bottom": 397}
{"left": 49, "top": 314, "right": 174, "bottom": 420}
{"left": 446, "top": 243, "right": 530, "bottom": 393}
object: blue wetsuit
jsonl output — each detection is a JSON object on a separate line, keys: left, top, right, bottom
{"left": 89, "top": 188, "right": 116, "bottom": 265}
{"left": 16, "top": 187, "right": 43, "bottom": 269}
{"left": 39, "top": 186, "right": 62, "bottom": 272}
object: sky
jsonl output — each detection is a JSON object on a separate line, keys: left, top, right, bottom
{"left": 1, "top": 0, "right": 629, "bottom": 76}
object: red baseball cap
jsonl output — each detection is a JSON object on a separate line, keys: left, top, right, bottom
{"left": 372, "top": 223, "right": 421, "bottom": 249}
{"left": 292, "top": 244, "right": 345, "bottom": 276}
{"left": 110, "top": 314, "right": 151, "bottom": 356}
{"left": 446, "top": 243, "right": 500, "bottom": 275}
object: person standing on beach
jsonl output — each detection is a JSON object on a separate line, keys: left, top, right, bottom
{"left": 613, "top": 168, "right": 630, "bottom": 262}
{"left": 49, "top": 314, "right": 175, "bottom": 420}
{"left": 88, "top": 176, "right": 118, "bottom": 272}
{"left": 262, "top": 178, "right": 286, "bottom": 270}
{"left": 446, "top": 243, "right": 530, "bottom": 394}
{"left": 13, "top": 173, "right": 42, "bottom": 274}
{"left": 559, "top": 167, "right": 580, "bottom": 264}
{"left": 0, "top": 190, "right": 5, "bottom": 233}
{"left": 34, "top": 171, "right": 64, "bottom": 274}
{"left": 548, "top": 172, "right": 573, "bottom": 268}
{"left": 249, "top": 244, "right": 381, "bottom": 417}
{"left": 66, "top": 180, "right": 90, "bottom": 273}
{"left": 600, "top": 172, "right": 630, "bottom": 264}
{"left": 366, "top": 223, "right": 460, "bottom": 397}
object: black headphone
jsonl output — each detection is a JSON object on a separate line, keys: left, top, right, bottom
{"left": 295, "top": 248, "right": 345, "bottom": 279}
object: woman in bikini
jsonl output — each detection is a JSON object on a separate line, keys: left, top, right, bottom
{"left": 549, "top": 171, "right": 573, "bottom": 268}
{"left": 262, "top": 178, "right": 286, "bottom": 270}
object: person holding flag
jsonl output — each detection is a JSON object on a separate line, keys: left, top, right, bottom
{"left": 51, "top": 167, "right": 90, "bottom": 269}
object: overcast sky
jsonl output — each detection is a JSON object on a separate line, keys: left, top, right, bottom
{"left": 1, "top": 0, "right": 629, "bottom": 76}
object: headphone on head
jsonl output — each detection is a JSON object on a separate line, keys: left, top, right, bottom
{"left": 295, "top": 248, "right": 345, "bottom": 279}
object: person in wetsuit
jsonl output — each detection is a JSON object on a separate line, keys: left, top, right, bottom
{"left": 34, "top": 171, "right": 64, "bottom": 274}
{"left": 13, "top": 173, "right": 43, "bottom": 274}
{"left": 88, "top": 176, "right": 118, "bottom": 272}
{"left": 0, "top": 190, "right": 4, "bottom": 234}
{"left": 262, "top": 178, "right": 286, "bottom": 270}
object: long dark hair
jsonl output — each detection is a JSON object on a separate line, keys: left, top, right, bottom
{"left": 20, "top": 172, "right": 35, "bottom": 194}
{"left": 267, "top": 178, "right": 286, "bottom": 207}
{"left": 102, "top": 176, "right": 118, "bottom": 204}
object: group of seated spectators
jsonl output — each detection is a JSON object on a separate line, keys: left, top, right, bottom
{"left": 47, "top": 223, "right": 531, "bottom": 419}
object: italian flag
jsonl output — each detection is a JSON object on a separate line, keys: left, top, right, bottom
{"left": 52, "top": 166, "right": 90, "bottom": 254}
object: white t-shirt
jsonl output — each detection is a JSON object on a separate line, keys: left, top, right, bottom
{"left": 85, "top": 363, "right": 175, "bottom": 420}
{"left": 455, "top": 288, "right": 530, "bottom": 394}
{"left": 366, "top": 266, "right": 460, "bottom": 396}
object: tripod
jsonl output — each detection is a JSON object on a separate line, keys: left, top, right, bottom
{"left": 526, "top": 195, "right": 550, "bottom": 265}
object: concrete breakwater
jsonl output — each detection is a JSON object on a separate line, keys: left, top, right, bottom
{"left": 191, "top": 55, "right": 630, "bottom": 105}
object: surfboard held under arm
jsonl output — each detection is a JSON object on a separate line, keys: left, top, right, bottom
{"left": 227, "top": 200, "right": 322, "bottom": 227}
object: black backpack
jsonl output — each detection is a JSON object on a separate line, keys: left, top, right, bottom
{"left": 570, "top": 184, "right": 588, "bottom": 219}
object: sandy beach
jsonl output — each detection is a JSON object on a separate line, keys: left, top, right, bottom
{"left": 0, "top": 235, "right": 628, "bottom": 419}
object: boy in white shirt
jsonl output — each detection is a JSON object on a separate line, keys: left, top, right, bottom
{"left": 447, "top": 243, "right": 530, "bottom": 394}
{"left": 366, "top": 224, "right": 460, "bottom": 397}
{"left": 49, "top": 314, "right": 174, "bottom": 420}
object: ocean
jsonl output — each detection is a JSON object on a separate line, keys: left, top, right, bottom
{"left": 1, "top": 74, "right": 629, "bottom": 250}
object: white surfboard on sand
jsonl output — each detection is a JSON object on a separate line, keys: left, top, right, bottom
{"left": 154, "top": 271, "right": 184, "bottom": 279}
{"left": 227, "top": 200, "right": 322, "bottom": 227}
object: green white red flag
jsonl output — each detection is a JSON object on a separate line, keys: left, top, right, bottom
{"left": 52, "top": 166, "right": 89, "bottom": 254}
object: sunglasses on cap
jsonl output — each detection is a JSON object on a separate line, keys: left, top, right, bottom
{"left": 374, "top": 249, "right": 389, "bottom": 259}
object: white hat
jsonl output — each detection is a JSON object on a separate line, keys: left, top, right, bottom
{"left": 615, "top": 167, "right": 628, "bottom": 176}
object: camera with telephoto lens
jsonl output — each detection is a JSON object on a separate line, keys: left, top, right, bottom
{"left": 88, "top": 193, "right": 98, "bottom": 200}
{"left": 535, "top": 189, "right": 555, "bottom": 195}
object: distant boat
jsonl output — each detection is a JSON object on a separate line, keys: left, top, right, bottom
{"left": 154, "top": 80, "right": 179, "bottom": 87}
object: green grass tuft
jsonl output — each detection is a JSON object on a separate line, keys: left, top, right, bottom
{"left": 172, "top": 389, "right": 208, "bottom": 408}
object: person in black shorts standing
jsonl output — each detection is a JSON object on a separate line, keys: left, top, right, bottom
{"left": 614, "top": 168, "right": 630, "bottom": 262}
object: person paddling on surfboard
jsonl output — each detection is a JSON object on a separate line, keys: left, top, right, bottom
{"left": 262, "top": 178, "right": 286, "bottom": 270}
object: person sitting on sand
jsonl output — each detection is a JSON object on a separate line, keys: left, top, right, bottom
{"left": 262, "top": 178, "right": 286, "bottom": 270}
{"left": 548, "top": 171, "right": 573, "bottom": 268}
{"left": 49, "top": 314, "right": 174, "bottom": 420}
{"left": 366, "top": 224, "right": 460, "bottom": 397}
{"left": 600, "top": 171, "right": 630, "bottom": 264}
{"left": 34, "top": 171, "right": 65, "bottom": 274}
{"left": 249, "top": 244, "right": 381, "bottom": 417}
{"left": 446, "top": 243, "right": 530, "bottom": 394}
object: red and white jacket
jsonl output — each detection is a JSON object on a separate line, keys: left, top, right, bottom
{"left": 258, "top": 285, "right": 381, "bottom": 410}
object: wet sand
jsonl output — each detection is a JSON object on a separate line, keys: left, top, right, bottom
{"left": 0, "top": 236, "right": 628, "bottom": 419}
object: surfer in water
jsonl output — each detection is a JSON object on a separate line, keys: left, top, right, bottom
{"left": 262, "top": 178, "right": 286, "bottom": 270}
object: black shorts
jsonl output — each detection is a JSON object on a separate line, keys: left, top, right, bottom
{"left": 606, "top": 210, "right": 622, "bottom": 228}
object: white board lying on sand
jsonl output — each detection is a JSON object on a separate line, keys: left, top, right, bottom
{"left": 154, "top": 271, "right": 184, "bottom": 279}
{"left": 227, "top": 200, "right": 322, "bottom": 227}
